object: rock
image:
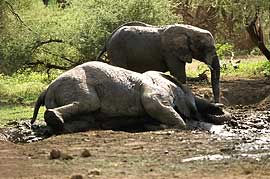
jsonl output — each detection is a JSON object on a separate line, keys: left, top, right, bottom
{"left": 81, "top": 149, "right": 91, "bottom": 158}
{"left": 71, "top": 174, "right": 83, "bottom": 179}
{"left": 49, "top": 148, "right": 73, "bottom": 160}
{"left": 49, "top": 148, "right": 61, "bottom": 159}
{"left": 88, "top": 169, "right": 101, "bottom": 176}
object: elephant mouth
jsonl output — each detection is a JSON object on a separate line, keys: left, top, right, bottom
{"left": 204, "top": 108, "right": 231, "bottom": 125}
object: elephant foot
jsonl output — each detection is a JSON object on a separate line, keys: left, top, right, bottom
{"left": 44, "top": 109, "right": 64, "bottom": 134}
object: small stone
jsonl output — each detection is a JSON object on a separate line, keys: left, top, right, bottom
{"left": 49, "top": 149, "right": 61, "bottom": 159}
{"left": 89, "top": 169, "right": 101, "bottom": 176}
{"left": 81, "top": 149, "right": 91, "bottom": 158}
{"left": 71, "top": 174, "right": 83, "bottom": 179}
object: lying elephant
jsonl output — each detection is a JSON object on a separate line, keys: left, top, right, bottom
{"left": 31, "top": 61, "right": 229, "bottom": 133}
{"left": 97, "top": 22, "right": 220, "bottom": 103}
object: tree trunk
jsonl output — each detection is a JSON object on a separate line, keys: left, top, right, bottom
{"left": 246, "top": 16, "right": 270, "bottom": 61}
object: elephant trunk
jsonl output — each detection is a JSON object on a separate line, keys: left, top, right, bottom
{"left": 206, "top": 109, "right": 231, "bottom": 125}
{"left": 210, "top": 54, "right": 220, "bottom": 103}
{"left": 194, "top": 96, "right": 231, "bottom": 124}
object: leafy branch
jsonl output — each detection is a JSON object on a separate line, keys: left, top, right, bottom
{"left": 4, "top": 0, "right": 74, "bottom": 70}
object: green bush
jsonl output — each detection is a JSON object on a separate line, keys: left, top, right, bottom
{"left": 258, "top": 60, "right": 270, "bottom": 77}
{"left": 216, "top": 43, "right": 234, "bottom": 60}
{"left": 0, "top": 71, "right": 50, "bottom": 105}
{"left": 0, "top": 0, "right": 179, "bottom": 74}
{"left": 221, "top": 58, "right": 270, "bottom": 78}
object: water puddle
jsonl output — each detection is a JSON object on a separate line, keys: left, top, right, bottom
{"left": 181, "top": 152, "right": 270, "bottom": 163}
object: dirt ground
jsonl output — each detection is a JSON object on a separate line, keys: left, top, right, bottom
{"left": 1, "top": 75, "right": 270, "bottom": 178}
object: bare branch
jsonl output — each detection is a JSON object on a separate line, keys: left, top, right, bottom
{"left": 41, "top": 48, "right": 77, "bottom": 65}
{"left": 32, "top": 39, "right": 65, "bottom": 50}
{"left": 4, "top": 1, "right": 36, "bottom": 34}
{"left": 38, "top": 39, "right": 64, "bottom": 46}
{"left": 26, "top": 60, "right": 71, "bottom": 70}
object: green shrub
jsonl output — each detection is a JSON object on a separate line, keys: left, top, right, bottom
{"left": 257, "top": 60, "right": 270, "bottom": 77}
{"left": 221, "top": 58, "right": 270, "bottom": 78}
{"left": 216, "top": 43, "right": 234, "bottom": 60}
{"left": 1, "top": 0, "right": 179, "bottom": 74}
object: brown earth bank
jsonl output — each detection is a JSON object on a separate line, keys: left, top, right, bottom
{"left": 1, "top": 77, "right": 270, "bottom": 179}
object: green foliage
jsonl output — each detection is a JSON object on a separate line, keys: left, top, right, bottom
{"left": 257, "top": 60, "right": 270, "bottom": 77}
{"left": 0, "top": 71, "right": 50, "bottom": 105}
{"left": 187, "top": 57, "right": 270, "bottom": 79}
{"left": 0, "top": 0, "right": 178, "bottom": 74}
{"left": 216, "top": 43, "right": 234, "bottom": 60}
{"left": 221, "top": 58, "right": 270, "bottom": 78}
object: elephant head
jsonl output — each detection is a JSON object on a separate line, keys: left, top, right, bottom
{"left": 161, "top": 24, "right": 220, "bottom": 103}
{"left": 160, "top": 73, "right": 228, "bottom": 125}
{"left": 159, "top": 73, "right": 201, "bottom": 121}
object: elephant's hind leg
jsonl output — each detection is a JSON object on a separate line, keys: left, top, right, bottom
{"left": 45, "top": 90, "right": 100, "bottom": 133}
{"left": 141, "top": 85, "right": 186, "bottom": 129}
{"left": 44, "top": 109, "right": 65, "bottom": 133}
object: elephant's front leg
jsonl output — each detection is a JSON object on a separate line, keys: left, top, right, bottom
{"left": 141, "top": 85, "right": 186, "bottom": 129}
{"left": 164, "top": 56, "right": 187, "bottom": 84}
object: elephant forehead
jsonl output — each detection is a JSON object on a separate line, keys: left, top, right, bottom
{"left": 174, "top": 25, "right": 215, "bottom": 43}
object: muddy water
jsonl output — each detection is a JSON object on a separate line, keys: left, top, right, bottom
{"left": 1, "top": 79, "right": 270, "bottom": 164}
{"left": 1, "top": 107, "right": 270, "bottom": 155}
{"left": 0, "top": 112, "right": 269, "bottom": 166}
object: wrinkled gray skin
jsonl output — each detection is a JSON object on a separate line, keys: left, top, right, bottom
{"left": 97, "top": 22, "right": 220, "bottom": 103}
{"left": 31, "top": 62, "right": 227, "bottom": 133}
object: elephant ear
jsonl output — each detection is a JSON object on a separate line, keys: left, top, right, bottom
{"left": 161, "top": 25, "right": 192, "bottom": 63}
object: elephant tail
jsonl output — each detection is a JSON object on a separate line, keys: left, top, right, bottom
{"left": 96, "top": 45, "right": 107, "bottom": 62}
{"left": 31, "top": 90, "right": 47, "bottom": 125}
{"left": 96, "top": 21, "right": 152, "bottom": 62}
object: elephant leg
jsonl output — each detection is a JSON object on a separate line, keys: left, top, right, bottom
{"left": 141, "top": 85, "right": 186, "bottom": 129}
{"left": 107, "top": 50, "right": 128, "bottom": 68}
{"left": 45, "top": 89, "right": 100, "bottom": 133}
{"left": 164, "top": 57, "right": 186, "bottom": 83}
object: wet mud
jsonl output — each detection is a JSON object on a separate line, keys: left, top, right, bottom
{"left": 0, "top": 78, "right": 270, "bottom": 178}
{"left": 1, "top": 79, "right": 270, "bottom": 152}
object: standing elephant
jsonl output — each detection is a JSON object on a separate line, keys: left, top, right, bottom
{"left": 97, "top": 22, "right": 221, "bottom": 103}
{"left": 31, "top": 61, "right": 229, "bottom": 133}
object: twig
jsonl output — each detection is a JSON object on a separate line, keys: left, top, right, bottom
{"left": 26, "top": 60, "right": 70, "bottom": 70}
{"left": 4, "top": 0, "right": 36, "bottom": 34}
{"left": 40, "top": 48, "right": 77, "bottom": 65}
{"left": 34, "top": 39, "right": 65, "bottom": 48}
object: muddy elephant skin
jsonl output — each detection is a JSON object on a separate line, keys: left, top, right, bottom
{"left": 97, "top": 22, "right": 220, "bottom": 103}
{"left": 31, "top": 62, "right": 227, "bottom": 133}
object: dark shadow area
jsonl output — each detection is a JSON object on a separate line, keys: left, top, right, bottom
{"left": 220, "top": 78, "right": 270, "bottom": 106}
